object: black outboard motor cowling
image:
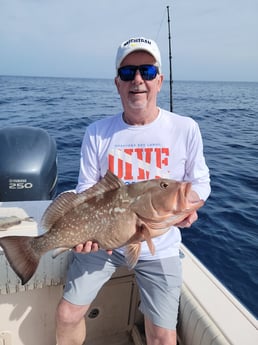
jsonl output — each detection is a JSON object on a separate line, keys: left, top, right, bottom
{"left": 0, "top": 126, "right": 57, "bottom": 201}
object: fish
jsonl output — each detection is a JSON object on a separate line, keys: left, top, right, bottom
{"left": 0, "top": 170, "right": 204, "bottom": 285}
{"left": 0, "top": 216, "right": 34, "bottom": 231}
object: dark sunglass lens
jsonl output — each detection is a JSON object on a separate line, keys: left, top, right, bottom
{"left": 139, "top": 65, "right": 158, "bottom": 80}
{"left": 118, "top": 66, "right": 136, "bottom": 81}
{"left": 118, "top": 65, "right": 158, "bottom": 81}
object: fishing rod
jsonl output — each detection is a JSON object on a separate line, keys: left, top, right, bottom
{"left": 167, "top": 5, "right": 173, "bottom": 112}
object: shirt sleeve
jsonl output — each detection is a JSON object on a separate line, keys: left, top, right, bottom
{"left": 184, "top": 121, "right": 211, "bottom": 201}
{"left": 76, "top": 127, "right": 101, "bottom": 193}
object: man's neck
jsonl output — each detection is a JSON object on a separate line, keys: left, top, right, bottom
{"left": 123, "top": 107, "right": 159, "bottom": 125}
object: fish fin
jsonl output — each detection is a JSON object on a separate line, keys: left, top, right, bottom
{"left": 140, "top": 223, "right": 156, "bottom": 256}
{"left": 0, "top": 236, "right": 40, "bottom": 285}
{"left": 41, "top": 170, "right": 124, "bottom": 231}
{"left": 40, "top": 191, "right": 81, "bottom": 231}
{"left": 124, "top": 243, "right": 141, "bottom": 269}
{"left": 124, "top": 223, "right": 156, "bottom": 268}
{"left": 77, "top": 169, "right": 124, "bottom": 200}
{"left": 134, "top": 220, "right": 156, "bottom": 256}
{"left": 82, "top": 170, "right": 125, "bottom": 196}
{"left": 52, "top": 247, "right": 70, "bottom": 258}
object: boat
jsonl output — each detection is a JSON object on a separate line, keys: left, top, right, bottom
{"left": 0, "top": 126, "right": 257, "bottom": 345}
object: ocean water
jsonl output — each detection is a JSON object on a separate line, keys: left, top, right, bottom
{"left": 0, "top": 75, "right": 257, "bottom": 318}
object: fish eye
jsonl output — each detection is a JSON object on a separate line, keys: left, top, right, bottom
{"left": 160, "top": 181, "right": 169, "bottom": 189}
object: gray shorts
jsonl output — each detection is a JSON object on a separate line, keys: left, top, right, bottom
{"left": 63, "top": 250, "right": 182, "bottom": 330}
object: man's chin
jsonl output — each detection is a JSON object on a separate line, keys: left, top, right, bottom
{"left": 128, "top": 100, "right": 147, "bottom": 110}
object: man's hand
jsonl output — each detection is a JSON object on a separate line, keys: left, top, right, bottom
{"left": 74, "top": 241, "right": 112, "bottom": 255}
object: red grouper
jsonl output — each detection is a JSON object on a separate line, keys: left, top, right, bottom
{"left": 0, "top": 170, "right": 204, "bottom": 284}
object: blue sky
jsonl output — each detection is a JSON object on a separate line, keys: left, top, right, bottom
{"left": 1, "top": 0, "right": 257, "bottom": 82}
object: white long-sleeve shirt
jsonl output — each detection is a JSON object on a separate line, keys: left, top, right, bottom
{"left": 76, "top": 108, "right": 211, "bottom": 259}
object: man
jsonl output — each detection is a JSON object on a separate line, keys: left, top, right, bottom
{"left": 56, "top": 37, "right": 211, "bottom": 345}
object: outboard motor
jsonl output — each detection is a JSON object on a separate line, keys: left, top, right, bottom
{"left": 0, "top": 126, "right": 57, "bottom": 201}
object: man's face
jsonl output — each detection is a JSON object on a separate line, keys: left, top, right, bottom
{"left": 115, "top": 51, "right": 163, "bottom": 112}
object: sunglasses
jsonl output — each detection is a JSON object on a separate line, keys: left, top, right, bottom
{"left": 118, "top": 64, "right": 159, "bottom": 81}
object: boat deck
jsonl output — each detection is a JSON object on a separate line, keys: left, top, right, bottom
{"left": 84, "top": 326, "right": 146, "bottom": 345}
{"left": 84, "top": 331, "right": 135, "bottom": 345}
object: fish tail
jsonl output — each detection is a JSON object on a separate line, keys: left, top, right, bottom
{"left": 0, "top": 236, "right": 40, "bottom": 285}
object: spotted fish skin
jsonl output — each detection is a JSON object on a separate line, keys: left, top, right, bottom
{"left": 0, "top": 170, "right": 204, "bottom": 284}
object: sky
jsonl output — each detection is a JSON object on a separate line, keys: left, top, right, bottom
{"left": 0, "top": 0, "right": 258, "bottom": 82}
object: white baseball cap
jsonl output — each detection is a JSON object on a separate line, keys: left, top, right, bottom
{"left": 115, "top": 37, "right": 162, "bottom": 71}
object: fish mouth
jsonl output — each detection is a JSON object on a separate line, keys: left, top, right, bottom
{"left": 148, "top": 181, "right": 203, "bottom": 220}
{"left": 184, "top": 182, "right": 204, "bottom": 211}
{"left": 186, "top": 199, "right": 204, "bottom": 210}
{"left": 176, "top": 182, "right": 204, "bottom": 213}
